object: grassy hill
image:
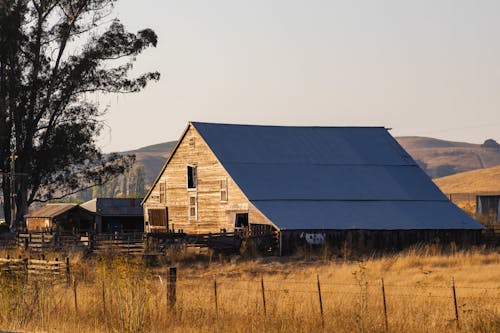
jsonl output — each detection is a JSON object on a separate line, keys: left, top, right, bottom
{"left": 433, "top": 165, "right": 500, "bottom": 194}
{"left": 121, "top": 141, "right": 177, "bottom": 185}
{"left": 397, "top": 136, "right": 500, "bottom": 178}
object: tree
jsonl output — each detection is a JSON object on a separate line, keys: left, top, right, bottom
{"left": 133, "top": 164, "right": 145, "bottom": 197}
{"left": 0, "top": 0, "right": 159, "bottom": 231}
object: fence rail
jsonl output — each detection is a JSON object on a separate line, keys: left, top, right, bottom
{"left": 0, "top": 256, "right": 70, "bottom": 284}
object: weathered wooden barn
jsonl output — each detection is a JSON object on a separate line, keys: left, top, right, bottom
{"left": 142, "top": 122, "right": 483, "bottom": 253}
{"left": 81, "top": 198, "right": 144, "bottom": 232}
{"left": 26, "top": 204, "right": 95, "bottom": 233}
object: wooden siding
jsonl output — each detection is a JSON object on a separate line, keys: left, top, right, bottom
{"left": 144, "top": 124, "right": 275, "bottom": 234}
{"left": 26, "top": 217, "right": 52, "bottom": 232}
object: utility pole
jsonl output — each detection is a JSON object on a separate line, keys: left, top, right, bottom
{"left": 9, "top": 151, "right": 16, "bottom": 232}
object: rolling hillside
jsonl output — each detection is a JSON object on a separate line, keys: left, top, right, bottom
{"left": 124, "top": 136, "right": 500, "bottom": 188}
{"left": 433, "top": 165, "right": 500, "bottom": 194}
{"left": 397, "top": 136, "right": 500, "bottom": 178}
{"left": 123, "top": 141, "right": 177, "bottom": 185}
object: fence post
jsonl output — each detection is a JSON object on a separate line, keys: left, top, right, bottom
{"left": 127, "top": 236, "right": 130, "bottom": 255}
{"left": 101, "top": 269, "right": 106, "bottom": 317}
{"left": 451, "top": 277, "right": 460, "bottom": 329}
{"left": 23, "top": 258, "right": 28, "bottom": 284}
{"left": 65, "top": 257, "right": 71, "bottom": 287}
{"left": 213, "top": 274, "right": 219, "bottom": 319}
{"left": 261, "top": 274, "right": 267, "bottom": 316}
{"left": 317, "top": 274, "right": 325, "bottom": 329}
{"left": 73, "top": 277, "right": 78, "bottom": 315}
{"left": 168, "top": 267, "right": 177, "bottom": 307}
{"left": 381, "top": 278, "right": 388, "bottom": 333}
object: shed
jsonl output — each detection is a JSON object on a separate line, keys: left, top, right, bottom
{"left": 81, "top": 198, "right": 144, "bottom": 232}
{"left": 476, "top": 195, "right": 500, "bottom": 223}
{"left": 25, "top": 204, "right": 95, "bottom": 233}
{"left": 143, "top": 122, "right": 483, "bottom": 253}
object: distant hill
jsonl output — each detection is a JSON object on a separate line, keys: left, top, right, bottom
{"left": 123, "top": 136, "right": 500, "bottom": 188}
{"left": 433, "top": 165, "right": 500, "bottom": 194}
{"left": 121, "top": 141, "right": 177, "bottom": 185}
{"left": 397, "top": 136, "right": 500, "bottom": 178}
{"left": 124, "top": 141, "right": 177, "bottom": 154}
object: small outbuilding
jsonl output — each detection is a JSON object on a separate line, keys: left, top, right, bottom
{"left": 81, "top": 198, "right": 144, "bottom": 232}
{"left": 476, "top": 195, "right": 500, "bottom": 223}
{"left": 26, "top": 204, "right": 95, "bottom": 233}
{"left": 142, "top": 122, "right": 484, "bottom": 253}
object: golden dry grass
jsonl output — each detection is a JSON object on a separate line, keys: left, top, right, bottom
{"left": 434, "top": 165, "right": 500, "bottom": 194}
{"left": 0, "top": 249, "right": 499, "bottom": 333}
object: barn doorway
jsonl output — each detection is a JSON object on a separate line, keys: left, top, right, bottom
{"left": 235, "top": 213, "right": 249, "bottom": 229}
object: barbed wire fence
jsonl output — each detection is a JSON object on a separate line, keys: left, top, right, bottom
{"left": 156, "top": 268, "right": 499, "bottom": 331}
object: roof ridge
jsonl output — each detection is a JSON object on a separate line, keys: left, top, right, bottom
{"left": 191, "top": 121, "right": 386, "bottom": 129}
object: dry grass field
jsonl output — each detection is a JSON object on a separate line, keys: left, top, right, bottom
{"left": 433, "top": 166, "right": 500, "bottom": 218}
{"left": 0, "top": 247, "right": 498, "bottom": 333}
{"left": 434, "top": 166, "right": 500, "bottom": 194}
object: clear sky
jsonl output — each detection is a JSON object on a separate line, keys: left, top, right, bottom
{"left": 98, "top": 0, "right": 500, "bottom": 152}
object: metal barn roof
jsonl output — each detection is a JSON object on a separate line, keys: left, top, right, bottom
{"left": 192, "top": 122, "right": 483, "bottom": 230}
{"left": 26, "top": 204, "right": 77, "bottom": 218}
{"left": 81, "top": 198, "right": 143, "bottom": 216}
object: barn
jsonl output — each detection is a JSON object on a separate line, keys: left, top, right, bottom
{"left": 26, "top": 203, "right": 95, "bottom": 233}
{"left": 142, "top": 122, "right": 483, "bottom": 253}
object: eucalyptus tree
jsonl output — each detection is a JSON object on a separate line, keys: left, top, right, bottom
{"left": 0, "top": 0, "right": 159, "bottom": 230}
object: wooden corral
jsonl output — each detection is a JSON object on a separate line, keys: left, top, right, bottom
{"left": 0, "top": 256, "right": 71, "bottom": 284}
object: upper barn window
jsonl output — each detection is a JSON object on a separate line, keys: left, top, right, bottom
{"left": 159, "top": 182, "right": 166, "bottom": 204}
{"left": 220, "top": 178, "right": 228, "bottom": 202}
{"left": 187, "top": 165, "right": 197, "bottom": 189}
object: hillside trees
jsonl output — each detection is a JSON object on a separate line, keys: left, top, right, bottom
{"left": 0, "top": 0, "right": 159, "bottom": 231}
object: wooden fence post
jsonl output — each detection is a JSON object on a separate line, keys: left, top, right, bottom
{"left": 317, "top": 274, "right": 325, "bottom": 329}
{"left": 168, "top": 267, "right": 177, "bottom": 307}
{"left": 451, "top": 277, "right": 460, "bottom": 329}
{"left": 213, "top": 274, "right": 219, "bottom": 319}
{"left": 73, "top": 278, "right": 78, "bottom": 315}
{"left": 261, "top": 274, "right": 267, "bottom": 316}
{"left": 102, "top": 270, "right": 106, "bottom": 317}
{"left": 65, "top": 257, "right": 71, "bottom": 287}
{"left": 381, "top": 278, "right": 388, "bottom": 333}
{"left": 23, "top": 258, "right": 28, "bottom": 284}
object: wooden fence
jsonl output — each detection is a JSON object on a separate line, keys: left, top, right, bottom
{"left": 0, "top": 256, "right": 70, "bottom": 285}
{"left": 91, "top": 232, "right": 145, "bottom": 255}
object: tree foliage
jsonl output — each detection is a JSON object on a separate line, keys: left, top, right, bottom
{"left": 0, "top": 0, "right": 159, "bottom": 230}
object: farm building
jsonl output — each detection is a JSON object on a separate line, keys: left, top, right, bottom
{"left": 476, "top": 195, "right": 500, "bottom": 223}
{"left": 81, "top": 198, "right": 144, "bottom": 232}
{"left": 142, "top": 122, "right": 483, "bottom": 253}
{"left": 26, "top": 204, "right": 95, "bottom": 233}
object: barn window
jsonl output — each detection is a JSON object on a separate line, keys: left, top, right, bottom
{"left": 220, "top": 178, "right": 228, "bottom": 202}
{"left": 189, "top": 137, "right": 195, "bottom": 148}
{"left": 159, "top": 182, "right": 166, "bottom": 204}
{"left": 187, "top": 165, "right": 197, "bottom": 189}
{"left": 188, "top": 194, "right": 197, "bottom": 220}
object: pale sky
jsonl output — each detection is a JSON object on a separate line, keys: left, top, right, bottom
{"left": 98, "top": 0, "right": 500, "bottom": 152}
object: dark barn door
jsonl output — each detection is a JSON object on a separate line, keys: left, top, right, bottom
{"left": 148, "top": 208, "right": 168, "bottom": 231}
{"left": 235, "top": 213, "right": 249, "bottom": 229}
